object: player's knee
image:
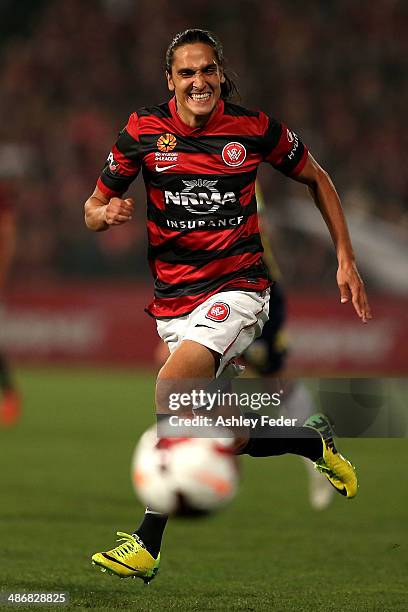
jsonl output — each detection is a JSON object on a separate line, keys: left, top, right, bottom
{"left": 155, "top": 376, "right": 180, "bottom": 414}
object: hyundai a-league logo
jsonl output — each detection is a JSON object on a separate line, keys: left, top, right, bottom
{"left": 222, "top": 142, "right": 247, "bottom": 167}
{"left": 205, "top": 302, "right": 230, "bottom": 322}
{"left": 157, "top": 133, "right": 177, "bottom": 152}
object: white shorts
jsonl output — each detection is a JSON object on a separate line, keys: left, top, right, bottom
{"left": 156, "top": 289, "right": 270, "bottom": 377}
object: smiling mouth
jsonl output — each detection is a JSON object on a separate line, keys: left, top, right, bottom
{"left": 189, "top": 92, "right": 212, "bottom": 103}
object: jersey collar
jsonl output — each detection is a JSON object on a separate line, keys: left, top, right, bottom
{"left": 169, "top": 96, "right": 224, "bottom": 135}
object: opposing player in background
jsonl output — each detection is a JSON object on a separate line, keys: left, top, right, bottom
{"left": 243, "top": 183, "right": 334, "bottom": 510}
{"left": 0, "top": 182, "right": 21, "bottom": 426}
{"left": 84, "top": 29, "right": 371, "bottom": 582}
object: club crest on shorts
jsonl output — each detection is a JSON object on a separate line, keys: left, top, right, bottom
{"left": 205, "top": 302, "right": 230, "bottom": 322}
{"left": 222, "top": 142, "right": 246, "bottom": 167}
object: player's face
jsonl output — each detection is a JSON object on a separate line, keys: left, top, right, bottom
{"left": 167, "top": 43, "right": 225, "bottom": 128}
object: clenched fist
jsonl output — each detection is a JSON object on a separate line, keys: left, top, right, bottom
{"left": 104, "top": 197, "right": 134, "bottom": 225}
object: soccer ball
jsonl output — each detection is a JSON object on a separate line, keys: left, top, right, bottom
{"left": 131, "top": 425, "right": 239, "bottom": 516}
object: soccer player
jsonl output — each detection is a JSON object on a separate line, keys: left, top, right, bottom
{"left": 154, "top": 183, "right": 335, "bottom": 511}
{"left": 0, "top": 182, "right": 21, "bottom": 426}
{"left": 85, "top": 29, "right": 371, "bottom": 582}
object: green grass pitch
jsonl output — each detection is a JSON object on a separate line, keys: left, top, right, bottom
{"left": 0, "top": 368, "right": 407, "bottom": 611}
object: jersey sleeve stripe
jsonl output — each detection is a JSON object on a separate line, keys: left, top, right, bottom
{"left": 96, "top": 177, "right": 123, "bottom": 198}
{"left": 115, "top": 130, "right": 142, "bottom": 159}
{"left": 124, "top": 112, "right": 140, "bottom": 140}
{"left": 98, "top": 121, "right": 142, "bottom": 196}
{"left": 273, "top": 140, "right": 307, "bottom": 176}
{"left": 264, "top": 120, "right": 308, "bottom": 176}
{"left": 98, "top": 172, "right": 133, "bottom": 197}
{"left": 287, "top": 146, "right": 308, "bottom": 176}
{"left": 260, "top": 115, "right": 283, "bottom": 156}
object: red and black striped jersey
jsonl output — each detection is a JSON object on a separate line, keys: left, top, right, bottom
{"left": 97, "top": 97, "right": 308, "bottom": 318}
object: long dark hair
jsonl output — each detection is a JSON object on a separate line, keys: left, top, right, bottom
{"left": 165, "top": 29, "right": 239, "bottom": 100}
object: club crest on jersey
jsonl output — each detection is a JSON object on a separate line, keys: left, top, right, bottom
{"left": 205, "top": 302, "right": 230, "bottom": 322}
{"left": 222, "top": 142, "right": 246, "bottom": 167}
{"left": 157, "top": 133, "right": 177, "bottom": 152}
{"left": 107, "top": 152, "right": 119, "bottom": 173}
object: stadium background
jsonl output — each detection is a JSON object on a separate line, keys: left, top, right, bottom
{"left": 0, "top": 0, "right": 407, "bottom": 372}
{"left": 0, "top": 1, "right": 407, "bottom": 610}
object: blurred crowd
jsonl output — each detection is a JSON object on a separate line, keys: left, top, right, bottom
{"left": 0, "top": 0, "right": 407, "bottom": 287}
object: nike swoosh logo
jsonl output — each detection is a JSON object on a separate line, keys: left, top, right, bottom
{"left": 195, "top": 324, "right": 215, "bottom": 329}
{"left": 101, "top": 553, "right": 137, "bottom": 571}
{"left": 155, "top": 164, "right": 177, "bottom": 173}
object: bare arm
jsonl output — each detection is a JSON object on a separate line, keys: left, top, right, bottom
{"left": 84, "top": 186, "right": 134, "bottom": 232}
{"left": 0, "top": 210, "right": 16, "bottom": 291}
{"left": 294, "top": 153, "right": 372, "bottom": 323}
